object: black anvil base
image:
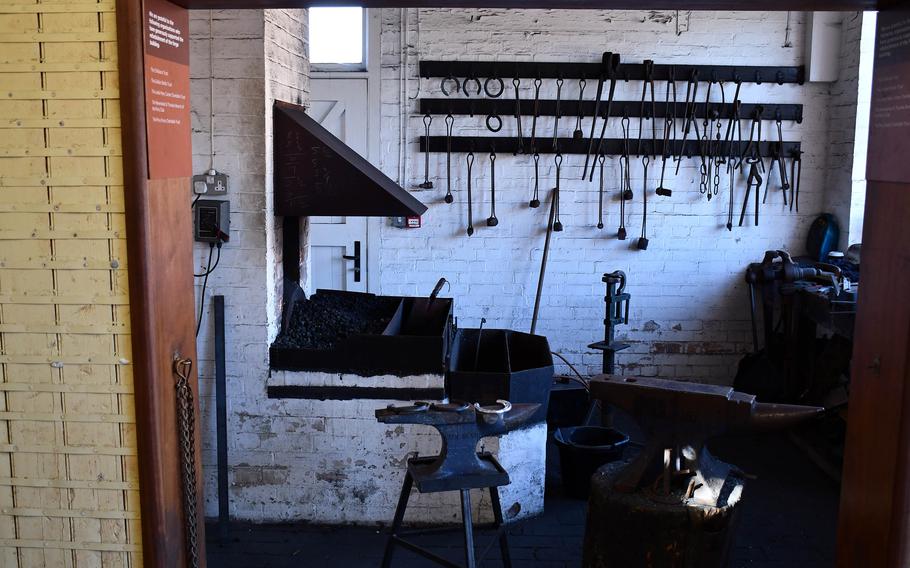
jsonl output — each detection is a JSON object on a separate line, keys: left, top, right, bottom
{"left": 583, "top": 459, "right": 744, "bottom": 568}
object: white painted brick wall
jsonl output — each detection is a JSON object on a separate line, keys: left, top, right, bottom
{"left": 376, "top": 9, "right": 865, "bottom": 383}
{"left": 190, "top": 9, "right": 311, "bottom": 521}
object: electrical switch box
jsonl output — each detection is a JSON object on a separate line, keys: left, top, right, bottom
{"left": 194, "top": 199, "right": 230, "bottom": 243}
{"left": 192, "top": 171, "right": 229, "bottom": 195}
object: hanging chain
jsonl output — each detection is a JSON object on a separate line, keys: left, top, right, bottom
{"left": 174, "top": 356, "right": 200, "bottom": 568}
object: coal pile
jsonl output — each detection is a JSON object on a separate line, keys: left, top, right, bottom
{"left": 274, "top": 292, "right": 401, "bottom": 350}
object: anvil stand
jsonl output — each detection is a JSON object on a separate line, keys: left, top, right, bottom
{"left": 378, "top": 402, "right": 539, "bottom": 568}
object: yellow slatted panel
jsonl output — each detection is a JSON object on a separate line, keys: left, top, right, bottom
{"left": 0, "top": 2, "right": 141, "bottom": 566}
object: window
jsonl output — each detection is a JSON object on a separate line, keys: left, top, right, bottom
{"left": 309, "top": 7, "right": 366, "bottom": 71}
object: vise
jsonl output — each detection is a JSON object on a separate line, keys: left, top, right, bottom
{"left": 589, "top": 375, "right": 822, "bottom": 506}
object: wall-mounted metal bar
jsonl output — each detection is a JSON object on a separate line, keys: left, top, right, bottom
{"left": 419, "top": 99, "right": 804, "bottom": 123}
{"left": 419, "top": 61, "right": 805, "bottom": 85}
{"left": 420, "top": 136, "right": 801, "bottom": 158}
{"left": 213, "top": 295, "right": 229, "bottom": 543}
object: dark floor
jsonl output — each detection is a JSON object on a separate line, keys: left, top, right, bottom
{"left": 205, "top": 433, "right": 839, "bottom": 568}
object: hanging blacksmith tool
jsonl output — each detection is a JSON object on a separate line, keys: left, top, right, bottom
{"left": 698, "top": 80, "right": 714, "bottom": 199}
{"left": 638, "top": 153, "right": 650, "bottom": 250}
{"left": 552, "top": 77, "right": 564, "bottom": 152}
{"left": 739, "top": 157, "right": 763, "bottom": 227}
{"left": 588, "top": 375, "right": 823, "bottom": 497}
{"left": 465, "top": 151, "right": 475, "bottom": 236}
{"left": 790, "top": 148, "right": 803, "bottom": 213}
{"left": 618, "top": 116, "right": 632, "bottom": 241}
{"left": 573, "top": 77, "right": 587, "bottom": 139}
{"left": 775, "top": 116, "right": 790, "bottom": 191}
{"left": 553, "top": 153, "right": 564, "bottom": 232}
{"left": 530, "top": 77, "right": 542, "bottom": 153}
{"left": 444, "top": 113, "right": 454, "bottom": 204}
{"left": 666, "top": 66, "right": 678, "bottom": 146}
{"left": 487, "top": 149, "right": 499, "bottom": 227}
{"left": 597, "top": 153, "right": 606, "bottom": 229}
{"left": 583, "top": 52, "right": 612, "bottom": 180}
{"left": 722, "top": 81, "right": 743, "bottom": 159}
{"left": 513, "top": 77, "right": 524, "bottom": 155}
{"left": 726, "top": 160, "right": 736, "bottom": 231}
{"left": 530, "top": 153, "right": 541, "bottom": 208}
{"left": 484, "top": 76, "right": 505, "bottom": 98}
{"left": 740, "top": 106, "right": 765, "bottom": 169}
{"left": 420, "top": 113, "right": 434, "bottom": 189}
{"left": 637, "top": 60, "right": 657, "bottom": 158}
{"left": 725, "top": 103, "right": 742, "bottom": 232}
{"left": 621, "top": 115, "right": 633, "bottom": 201}
{"left": 675, "top": 68, "right": 700, "bottom": 175}
{"left": 656, "top": 117, "right": 673, "bottom": 197}
{"left": 530, "top": 188, "right": 557, "bottom": 335}
{"left": 710, "top": 82, "right": 726, "bottom": 198}
{"left": 763, "top": 145, "right": 787, "bottom": 206}
{"left": 585, "top": 53, "right": 621, "bottom": 182}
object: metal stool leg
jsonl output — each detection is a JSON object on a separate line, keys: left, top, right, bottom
{"left": 460, "top": 489, "right": 476, "bottom": 568}
{"left": 489, "top": 486, "right": 512, "bottom": 568}
{"left": 381, "top": 471, "right": 413, "bottom": 568}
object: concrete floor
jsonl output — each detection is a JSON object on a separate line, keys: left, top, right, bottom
{"left": 205, "top": 432, "right": 839, "bottom": 567}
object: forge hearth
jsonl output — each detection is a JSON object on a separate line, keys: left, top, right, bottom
{"left": 270, "top": 289, "right": 452, "bottom": 376}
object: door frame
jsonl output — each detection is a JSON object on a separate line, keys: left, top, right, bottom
{"left": 117, "top": 2, "right": 909, "bottom": 567}
{"left": 308, "top": 9, "right": 383, "bottom": 294}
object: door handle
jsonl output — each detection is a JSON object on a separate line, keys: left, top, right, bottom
{"left": 342, "top": 240, "right": 361, "bottom": 283}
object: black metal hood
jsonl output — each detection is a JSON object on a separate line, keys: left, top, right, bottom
{"left": 273, "top": 100, "right": 427, "bottom": 217}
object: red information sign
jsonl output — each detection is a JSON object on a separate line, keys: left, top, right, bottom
{"left": 867, "top": 10, "right": 910, "bottom": 184}
{"left": 143, "top": 0, "right": 192, "bottom": 179}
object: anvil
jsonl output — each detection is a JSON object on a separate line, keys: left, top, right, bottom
{"left": 589, "top": 375, "right": 823, "bottom": 505}
{"left": 376, "top": 401, "right": 540, "bottom": 492}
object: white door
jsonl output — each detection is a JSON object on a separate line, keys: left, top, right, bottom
{"left": 306, "top": 78, "right": 370, "bottom": 294}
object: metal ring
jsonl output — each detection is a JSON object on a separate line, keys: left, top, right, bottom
{"left": 463, "top": 77, "right": 481, "bottom": 97}
{"left": 484, "top": 77, "right": 505, "bottom": 98}
{"left": 440, "top": 76, "right": 460, "bottom": 97}
{"left": 486, "top": 114, "right": 502, "bottom": 133}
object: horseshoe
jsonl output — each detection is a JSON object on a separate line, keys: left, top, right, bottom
{"left": 440, "top": 76, "right": 460, "bottom": 97}
{"left": 463, "top": 76, "right": 482, "bottom": 97}
{"left": 484, "top": 77, "right": 505, "bottom": 98}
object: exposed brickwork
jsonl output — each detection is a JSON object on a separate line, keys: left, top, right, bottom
{"left": 377, "top": 9, "right": 866, "bottom": 383}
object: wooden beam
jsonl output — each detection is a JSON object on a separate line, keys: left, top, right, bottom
{"left": 116, "top": 0, "right": 206, "bottom": 566}
{"left": 171, "top": 0, "right": 878, "bottom": 10}
{"left": 837, "top": 7, "right": 910, "bottom": 568}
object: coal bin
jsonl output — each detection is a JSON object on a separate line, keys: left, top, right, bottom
{"left": 273, "top": 292, "right": 401, "bottom": 350}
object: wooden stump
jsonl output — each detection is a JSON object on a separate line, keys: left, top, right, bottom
{"left": 583, "top": 460, "right": 744, "bottom": 568}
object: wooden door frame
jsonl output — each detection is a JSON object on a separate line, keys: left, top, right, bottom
{"left": 116, "top": 1, "right": 908, "bottom": 567}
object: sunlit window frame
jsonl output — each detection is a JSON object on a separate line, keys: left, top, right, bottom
{"left": 309, "top": 7, "right": 368, "bottom": 72}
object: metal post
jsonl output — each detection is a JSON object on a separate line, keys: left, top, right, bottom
{"left": 214, "top": 295, "right": 229, "bottom": 541}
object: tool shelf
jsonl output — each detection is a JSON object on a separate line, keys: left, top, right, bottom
{"left": 419, "top": 136, "right": 801, "bottom": 158}
{"left": 419, "top": 61, "right": 805, "bottom": 85}
{"left": 418, "top": 99, "right": 804, "bottom": 123}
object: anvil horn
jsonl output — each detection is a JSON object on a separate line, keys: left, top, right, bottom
{"left": 748, "top": 401, "right": 824, "bottom": 430}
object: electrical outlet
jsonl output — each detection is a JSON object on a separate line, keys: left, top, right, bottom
{"left": 192, "top": 171, "right": 229, "bottom": 195}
